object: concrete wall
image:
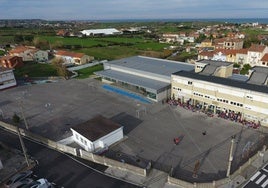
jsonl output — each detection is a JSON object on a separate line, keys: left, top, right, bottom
{"left": 167, "top": 150, "right": 261, "bottom": 188}
{"left": 0, "top": 121, "right": 77, "bottom": 156}
{"left": 80, "top": 149, "right": 147, "bottom": 177}
{"left": 0, "top": 121, "right": 146, "bottom": 177}
{"left": 94, "top": 127, "right": 123, "bottom": 149}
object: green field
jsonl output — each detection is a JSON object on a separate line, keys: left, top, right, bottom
{"left": 37, "top": 35, "right": 169, "bottom": 60}
{"left": 14, "top": 63, "right": 58, "bottom": 77}
{"left": 75, "top": 64, "right": 104, "bottom": 79}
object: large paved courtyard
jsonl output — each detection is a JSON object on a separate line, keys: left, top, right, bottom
{"left": 0, "top": 78, "right": 267, "bottom": 182}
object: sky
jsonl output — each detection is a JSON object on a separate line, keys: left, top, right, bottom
{"left": 0, "top": 0, "right": 268, "bottom": 20}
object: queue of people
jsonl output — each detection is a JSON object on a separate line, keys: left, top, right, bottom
{"left": 166, "top": 98, "right": 261, "bottom": 129}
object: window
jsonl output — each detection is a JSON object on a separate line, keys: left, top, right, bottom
{"left": 188, "top": 81, "right": 192, "bottom": 85}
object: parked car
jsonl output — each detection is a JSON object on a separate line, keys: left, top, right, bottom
{"left": 4, "top": 171, "right": 33, "bottom": 188}
{"left": 20, "top": 178, "right": 52, "bottom": 188}
{"left": 9, "top": 178, "right": 33, "bottom": 188}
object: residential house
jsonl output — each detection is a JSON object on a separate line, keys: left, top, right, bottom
{"left": 0, "top": 56, "right": 23, "bottom": 68}
{"left": 9, "top": 46, "right": 35, "bottom": 61}
{"left": 214, "top": 38, "right": 243, "bottom": 50}
{"left": 235, "top": 49, "right": 248, "bottom": 65}
{"left": 212, "top": 49, "right": 237, "bottom": 62}
{"left": 0, "top": 67, "right": 16, "bottom": 90}
{"left": 200, "top": 39, "right": 213, "bottom": 48}
{"left": 161, "top": 34, "right": 179, "bottom": 43}
{"left": 198, "top": 51, "right": 214, "bottom": 60}
{"left": 9, "top": 46, "right": 48, "bottom": 62}
{"left": 260, "top": 53, "right": 268, "bottom": 66}
{"left": 70, "top": 115, "right": 123, "bottom": 152}
{"left": 32, "top": 50, "right": 48, "bottom": 62}
{"left": 55, "top": 50, "right": 94, "bottom": 65}
{"left": 247, "top": 44, "right": 268, "bottom": 66}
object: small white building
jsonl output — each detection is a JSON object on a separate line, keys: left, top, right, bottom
{"left": 0, "top": 67, "right": 16, "bottom": 90}
{"left": 70, "top": 115, "right": 123, "bottom": 152}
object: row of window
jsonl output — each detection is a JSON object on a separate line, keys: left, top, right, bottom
{"left": 217, "top": 98, "right": 229, "bottom": 103}
{"left": 0, "top": 79, "right": 15, "bottom": 86}
{"left": 0, "top": 73, "right": 13, "bottom": 78}
{"left": 75, "top": 134, "right": 88, "bottom": 145}
{"left": 173, "top": 86, "right": 181, "bottom": 91}
{"left": 230, "top": 101, "right": 243, "bottom": 107}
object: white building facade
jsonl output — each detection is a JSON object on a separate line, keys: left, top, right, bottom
{"left": 0, "top": 68, "right": 16, "bottom": 90}
{"left": 70, "top": 115, "right": 123, "bottom": 152}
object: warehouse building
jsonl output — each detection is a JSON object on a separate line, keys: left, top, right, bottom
{"left": 95, "top": 56, "right": 195, "bottom": 102}
{"left": 171, "top": 59, "right": 268, "bottom": 127}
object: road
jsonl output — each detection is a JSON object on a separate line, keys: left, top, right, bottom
{"left": 0, "top": 128, "right": 141, "bottom": 188}
{"left": 243, "top": 163, "right": 268, "bottom": 188}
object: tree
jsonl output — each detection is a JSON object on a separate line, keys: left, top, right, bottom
{"left": 12, "top": 113, "right": 21, "bottom": 125}
{"left": 240, "top": 64, "right": 252, "bottom": 75}
{"left": 33, "top": 37, "right": 49, "bottom": 50}
{"left": 52, "top": 58, "right": 70, "bottom": 80}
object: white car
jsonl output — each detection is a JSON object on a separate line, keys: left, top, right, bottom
{"left": 21, "top": 178, "right": 52, "bottom": 188}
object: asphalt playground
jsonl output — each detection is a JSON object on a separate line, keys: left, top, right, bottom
{"left": 0, "top": 78, "right": 267, "bottom": 182}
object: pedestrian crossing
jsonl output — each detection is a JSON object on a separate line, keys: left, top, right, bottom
{"left": 243, "top": 164, "right": 268, "bottom": 188}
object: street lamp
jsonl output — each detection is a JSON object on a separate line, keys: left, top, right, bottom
{"left": 226, "top": 135, "right": 236, "bottom": 178}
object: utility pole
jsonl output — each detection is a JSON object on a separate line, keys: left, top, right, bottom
{"left": 13, "top": 113, "right": 30, "bottom": 167}
{"left": 226, "top": 135, "right": 236, "bottom": 177}
{"left": 18, "top": 100, "right": 29, "bottom": 130}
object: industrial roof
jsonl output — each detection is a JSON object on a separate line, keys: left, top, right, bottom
{"left": 81, "top": 28, "right": 121, "bottom": 35}
{"left": 228, "top": 74, "right": 249, "bottom": 82}
{"left": 71, "top": 115, "right": 121, "bottom": 142}
{"left": 95, "top": 69, "right": 170, "bottom": 93}
{"left": 198, "top": 59, "right": 232, "bottom": 76}
{"left": 106, "top": 56, "right": 195, "bottom": 77}
{"left": 247, "top": 66, "right": 268, "bottom": 85}
{"left": 173, "top": 71, "right": 268, "bottom": 94}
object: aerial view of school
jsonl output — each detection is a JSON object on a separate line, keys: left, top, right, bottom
{"left": 0, "top": 16, "right": 268, "bottom": 188}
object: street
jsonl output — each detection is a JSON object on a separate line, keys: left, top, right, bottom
{"left": 0, "top": 128, "right": 141, "bottom": 188}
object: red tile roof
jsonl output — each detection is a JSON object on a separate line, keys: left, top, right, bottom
{"left": 248, "top": 44, "right": 267, "bottom": 52}
{"left": 9, "top": 46, "right": 37, "bottom": 54}
{"left": 0, "top": 55, "right": 16, "bottom": 61}
{"left": 56, "top": 50, "right": 85, "bottom": 58}
{"left": 199, "top": 51, "right": 214, "bottom": 57}
{"left": 261, "top": 53, "right": 268, "bottom": 62}
{"left": 235, "top": 48, "right": 248, "bottom": 54}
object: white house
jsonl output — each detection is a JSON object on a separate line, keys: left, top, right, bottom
{"left": 55, "top": 50, "right": 94, "bottom": 65}
{"left": 33, "top": 50, "right": 48, "bottom": 62}
{"left": 0, "top": 67, "right": 16, "bottom": 90}
{"left": 70, "top": 115, "right": 123, "bottom": 152}
{"left": 247, "top": 44, "right": 268, "bottom": 66}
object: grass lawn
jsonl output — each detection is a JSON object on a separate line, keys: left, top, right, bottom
{"left": 76, "top": 64, "right": 104, "bottom": 79}
{"left": 38, "top": 35, "right": 169, "bottom": 60}
{"left": 77, "top": 46, "right": 141, "bottom": 60}
{"left": 133, "top": 42, "right": 169, "bottom": 51}
{"left": 14, "top": 63, "right": 58, "bottom": 78}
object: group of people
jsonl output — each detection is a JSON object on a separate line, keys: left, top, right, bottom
{"left": 166, "top": 98, "right": 261, "bottom": 129}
